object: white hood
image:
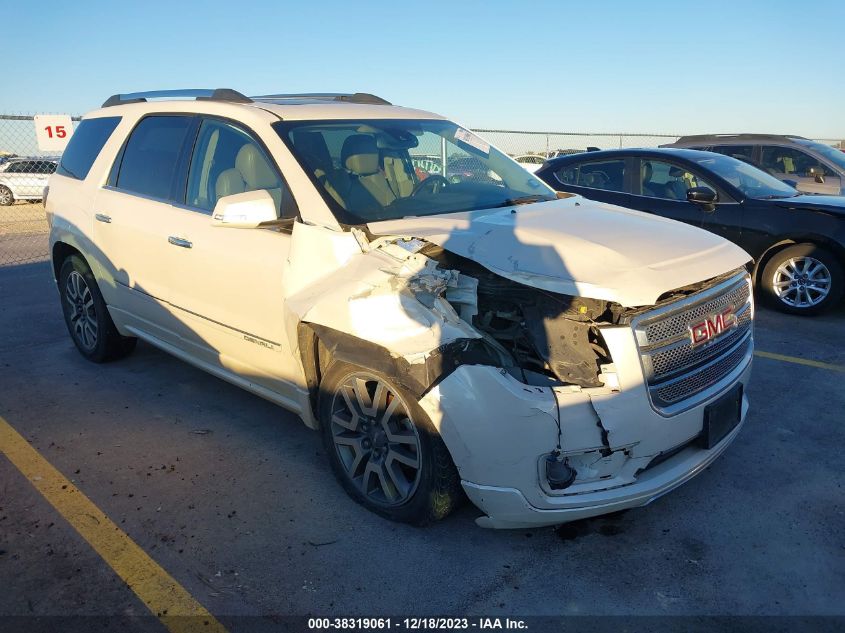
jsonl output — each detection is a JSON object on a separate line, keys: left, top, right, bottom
{"left": 367, "top": 196, "right": 751, "bottom": 307}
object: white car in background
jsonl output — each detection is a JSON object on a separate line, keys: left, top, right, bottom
{"left": 0, "top": 157, "right": 57, "bottom": 205}
{"left": 513, "top": 154, "right": 547, "bottom": 173}
{"left": 46, "top": 88, "right": 753, "bottom": 529}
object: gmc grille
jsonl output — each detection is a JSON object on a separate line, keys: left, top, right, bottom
{"left": 631, "top": 270, "right": 754, "bottom": 414}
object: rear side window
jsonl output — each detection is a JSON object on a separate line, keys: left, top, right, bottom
{"left": 5, "top": 161, "right": 30, "bottom": 173}
{"left": 115, "top": 115, "right": 193, "bottom": 200}
{"left": 555, "top": 159, "right": 627, "bottom": 192}
{"left": 710, "top": 145, "right": 755, "bottom": 164}
{"left": 56, "top": 117, "right": 121, "bottom": 180}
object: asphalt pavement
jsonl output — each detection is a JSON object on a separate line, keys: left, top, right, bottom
{"left": 0, "top": 259, "right": 843, "bottom": 631}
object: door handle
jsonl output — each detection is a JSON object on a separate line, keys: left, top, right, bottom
{"left": 95, "top": 213, "right": 112, "bottom": 223}
{"left": 168, "top": 236, "right": 193, "bottom": 249}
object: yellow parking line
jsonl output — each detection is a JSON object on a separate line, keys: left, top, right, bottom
{"left": 754, "top": 350, "right": 845, "bottom": 372}
{"left": 0, "top": 416, "right": 228, "bottom": 633}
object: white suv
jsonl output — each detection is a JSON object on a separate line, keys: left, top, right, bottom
{"left": 47, "top": 89, "right": 754, "bottom": 528}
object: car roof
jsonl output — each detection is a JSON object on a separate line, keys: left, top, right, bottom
{"left": 87, "top": 89, "right": 447, "bottom": 123}
{"left": 668, "top": 133, "right": 808, "bottom": 145}
{"left": 545, "top": 147, "right": 712, "bottom": 164}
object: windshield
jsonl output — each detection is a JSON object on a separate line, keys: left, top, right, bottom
{"left": 797, "top": 139, "right": 845, "bottom": 172}
{"left": 691, "top": 152, "right": 799, "bottom": 199}
{"left": 274, "top": 119, "right": 556, "bottom": 224}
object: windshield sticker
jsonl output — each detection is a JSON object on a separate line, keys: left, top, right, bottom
{"left": 454, "top": 128, "right": 490, "bottom": 156}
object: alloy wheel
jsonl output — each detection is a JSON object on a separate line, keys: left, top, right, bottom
{"left": 329, "top": 373, "right": 422, "bottom": 507}
{"left": 772, "top": 256, "right": 832, "bottom": 309}
{"left": 65, "top": 270, "right": 98, "bottom": 350}
{"left": 0, "top": 187, "right": 12, "bottom": 205}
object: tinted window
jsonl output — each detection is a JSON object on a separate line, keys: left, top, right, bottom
{"left": 116, "top": 116, "right": 193, "bottom": 200}
{"left": 33, "top": 161, "right": 56, "bottom": 174}
{"left": 639, "top": 159, "right": 716, "bottom": 200}
{"left": 56, "top": 117, "right": 120, "bottom": 180}
{"left": 760, "top": 146, "right": 834, "bottom": 177}
{"left": 555, "top": 159, "right": 626, "bottom": 192}
{"left": 5, "top": 161, "right": 28, "bottom": 173}
{"left": 186, "top": 119, "right": 285, "bottom": 214}
{"left": 691, "top": 153, "right": 797, "bottom": 200}
{"left": 710, "top": 145, "right": 755, "bottom": 163}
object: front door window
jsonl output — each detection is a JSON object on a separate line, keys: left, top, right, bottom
{"left": 638, "top": 160, "right": 716, "bottom": 200}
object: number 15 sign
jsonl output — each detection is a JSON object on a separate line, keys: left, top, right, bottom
{"left": 34, "top": 114, "right": 75, "bottom": 152}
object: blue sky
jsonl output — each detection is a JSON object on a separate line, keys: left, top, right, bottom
{"left": 4, "top": 0, "right": 843, "bottom": 138}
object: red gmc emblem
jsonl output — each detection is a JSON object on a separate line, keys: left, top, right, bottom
{"left": 689, "top": 306, "right": 737, "bottom": 347}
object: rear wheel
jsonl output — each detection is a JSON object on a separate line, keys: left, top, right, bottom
{"left": 761, "top": 244, "right": 843, "bottom": 315}
{"left": 319, "top": 360, "right": 463, "bottom": 525}
{"left": 58, "top": 255, "right": 137, "bottom": 362}
{"left": 0, "top": 186, "right": 13, "bottom": 206}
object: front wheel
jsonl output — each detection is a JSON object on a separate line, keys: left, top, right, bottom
{"left": 319, "top": 361, "right": 463, "bottom": 525}
{"left": 58, "top": 255, "right": 137, "bottom": 362}
{"left": 761, "top": 244, "right": 843, "bottom": 315}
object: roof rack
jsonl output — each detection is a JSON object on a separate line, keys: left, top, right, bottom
{"left": 101, "top": 88, "right": 252, "bottom": 108}
{"left": 251, "top": 92, "right": 392, "bottom": 105}
{"left": 674, "top": 133, "right": 808, "bottom": 144}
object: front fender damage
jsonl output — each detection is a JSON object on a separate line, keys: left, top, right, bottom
{"left": 286, "top": 233, "right": 505, "bottom": 419}
{"left": 284, "top": 227, "right": 631, "bottom": 518}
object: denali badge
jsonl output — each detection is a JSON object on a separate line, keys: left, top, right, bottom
{"left": 689, "top": 306, "right": 737, "bottom": 347}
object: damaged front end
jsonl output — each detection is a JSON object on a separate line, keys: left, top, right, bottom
{"left": 292, "top": 225, "right": 752, "bottom": 529}
{"left": 419, "top": 243, "right": 621, "bottom": 389}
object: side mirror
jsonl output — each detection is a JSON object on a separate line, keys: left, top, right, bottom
{"left": 687, "top": 186, "right": 717, "bottom": 206}
{"left": 808, "top": 166, "right": 825, "bottom": 184}
{"left": 211, "top": 189, "right": 278, "bottom": 229}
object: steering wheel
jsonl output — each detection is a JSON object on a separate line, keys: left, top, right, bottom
{"left": 412, "top": 175, "right": 449, "bottom": 196}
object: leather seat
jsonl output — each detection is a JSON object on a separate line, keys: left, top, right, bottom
{"left": 339, "top": 135, "right": 396, "bottom": 208}
{"left": 666, "top": 166, "right": 691, "bottom": 200}
{"left": 641, "top": 161, "right": 658, "bottom": 197}
{"left": 215, "top": 144, "right": 281, "bottom": 208}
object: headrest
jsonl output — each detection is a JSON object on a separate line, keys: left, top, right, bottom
{"left": 642, "top": 161, "right": 653, "bottom": 181}
{"left": 236, "top": 144, "right": 278, "bottom": 189}
{"left": 216, "top": 168, "right": 245, "bottom": 200}
{"left": 341, "top": 135, "right": 380, "bottom": 176}
{"left": 292, "top": 130, "right": 332, "bottom": 170}
{"left": 668, "top": 166, "right": 686, "bottom": 178}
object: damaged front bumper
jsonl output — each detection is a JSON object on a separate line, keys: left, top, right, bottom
{"left": 418, "top": 325, "right": 753, "bottom": 529}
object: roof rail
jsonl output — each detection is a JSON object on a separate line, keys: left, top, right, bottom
{"left": 101, "top": 88, "right": 252, "bottom": 108}
{"left": 251, "top": 92, "right": 392, "bottom": 106}
{"left": 674, "top": 132, "right": 808, "bottom": 144}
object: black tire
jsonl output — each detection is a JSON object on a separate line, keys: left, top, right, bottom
{"left": 761, "top": 243, "right": 844, "bottom": 315}
{"left": 318, "top": 360, "right": 463, "bottom": 526}
{"left": 0, "top": 185, "right": 13, "bottom": 206}
{"left": 58, "top": 255, "right": 137, "bottom": 362}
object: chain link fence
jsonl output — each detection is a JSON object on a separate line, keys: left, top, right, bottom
{"left": 1, "top": 114, "right": 80, "bottom": 266}
{"left": 1, "top": 112, "right": 842, "bottom": 267}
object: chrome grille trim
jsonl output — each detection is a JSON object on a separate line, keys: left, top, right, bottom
{"left": 653, "top": 334, "right": 752, "bottom": 406}
{"left": 647, "top": 303, "right": 752, "bottom": 381}
{"left": 631, "top": 270, "right": 754, "bottom": 415}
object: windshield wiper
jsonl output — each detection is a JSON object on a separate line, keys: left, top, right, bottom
{"left": 494, "top": 195, "right": 551, "bottom": 208}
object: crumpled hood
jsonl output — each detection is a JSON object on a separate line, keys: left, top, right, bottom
{"left": 367, "top": 196, "right": 751, "bottom": 307}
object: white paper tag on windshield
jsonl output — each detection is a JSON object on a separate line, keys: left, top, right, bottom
{"left": 454, "top": 128, "right": 490, "bottom": 155}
